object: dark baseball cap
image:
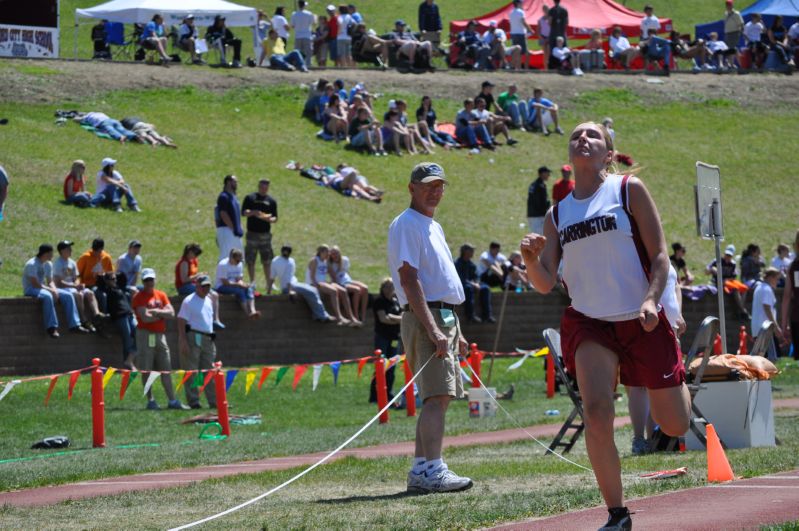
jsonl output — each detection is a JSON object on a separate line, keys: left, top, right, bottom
{"left": 410, "top": 162, "right": 447, "bottom": 184}
{"left": 482, "top": 80, "right": 495, "bottom": 88}
{"left": 196, "top": 274, "right": 212, "bottom": 286}
{"left": 91, "top": 238, "right": 105, "bottom": 251}
{"left": 538, "top": 166, "right": 552, "bottom": 174}
{"left": 128, "top": 239, "right": 142, "bottom": 248}
{"left": 57, "top": 240, "right": 74, "bottom": 251}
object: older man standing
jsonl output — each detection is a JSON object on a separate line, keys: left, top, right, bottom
{"left": 177, "top": 274, "right": 217, "bottom": 409}
{"left": 388, "top": 162, "right": 472, "bottom": 494}
{"left": 215, "top": 175, "right": 243, "bottom": 261}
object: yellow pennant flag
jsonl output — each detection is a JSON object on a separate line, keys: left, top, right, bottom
{"left": 102, "top": 367, "right": 117, "bottom": 389}
{"left": 174, "top": 370, "right": 187, "bottom": 391}
{"left": 533, "top": 346, "right": 550, "bottom": 358}
{"left": 244, "top": 370, "right": 257, "bottom": 395}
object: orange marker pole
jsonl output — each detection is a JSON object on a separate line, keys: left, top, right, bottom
{"left": 213, "top": 362, "right": 231, "bottom": 437}
{"left": 713, "top": 333, "right": 722, "bottom": 355}
{"left": 737, "top": 325, "right": 748, "bottom": 355}
{"left": 90, "top": 358, "right": 106, "bottom": 448}
{"left": 402, "top": 356, "right": 416, "bottom": 417}
{"left": 546, "top": 352, "right": 556, "bottom": 398}
{"left": 374, "top": 350, "right": 389, "bottom": 424}
{"left": 470, "top": 343, "right": 482, "bottom": 388}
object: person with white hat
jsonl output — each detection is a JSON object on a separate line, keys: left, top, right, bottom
{"left": 132, "top": 268, "right": 190, "bottom": 410}
{"left": 90, "top": 158, "right": 140, "bottom": 213}
{"left": 178, "top": 14, "right": 205, "bottom": 64}
{"left": 177, "top": 274, "right": 218, "bottom": 409}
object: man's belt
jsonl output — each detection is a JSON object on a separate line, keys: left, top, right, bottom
{"left": 402, "top": 301, "right": 456, "bottom": 312}
{"left": 189, "top": 328, "right": 216, "bottom": 340}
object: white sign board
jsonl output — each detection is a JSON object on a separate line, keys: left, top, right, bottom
{"left": 694, "top": 162, "right": 723, "bottom": 240}
{"left": 0, "top": 24, "right": 59, "bottom": 58}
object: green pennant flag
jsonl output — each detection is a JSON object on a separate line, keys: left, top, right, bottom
{"left": 129, "top": 371, "right": 139, "bottom": 384}
{"left": 192, "top": 371, "right": 204, "bottom": 388}
{"left": 274, "top": 366, "right": 289, "bottom": 386}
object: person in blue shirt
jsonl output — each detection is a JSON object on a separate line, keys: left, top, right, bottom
{"left": 526, "top": 87, "right": 563, "bottom": 136}
{"left": 215, "top": 175, "right": 243, "bottom": 261}
{"left": 140, "top": 13, "right": 171, "bottom": 65}
{"left": 348, "top": 4, "right": 363, "bottom": 24}
{"left": 117, "top": 240, "right": 144, "bottom": 294}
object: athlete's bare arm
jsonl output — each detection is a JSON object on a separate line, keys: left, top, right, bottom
{"left": 521, "top": 207, "right": 562, "bottom": 293}
{"left": 628, "top": 177, "right": 669, "bottom": 331}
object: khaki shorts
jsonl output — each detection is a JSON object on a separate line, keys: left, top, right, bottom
{"left": 135, "top": 329, "right": 172, "bottom": 371}
{"left": 245, "top": 231, "right": 273, "bottom": 265}
{"left": 401, "top": 308, "right": 464, "bottom": 402}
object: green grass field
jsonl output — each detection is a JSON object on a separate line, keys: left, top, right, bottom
{"left": 0, "top": 357, "right": 798, "bottom": 528}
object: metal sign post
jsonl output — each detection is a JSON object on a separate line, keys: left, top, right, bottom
{"left": 695, "top": 162, "right": 726, "bottom": 353}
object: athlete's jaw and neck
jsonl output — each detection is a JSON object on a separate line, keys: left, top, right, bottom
{"left": 409, "top": 180, "right": 445, "bottom": 218}
{"left": 568, "top": 122, "right": 614, "bottom": 200}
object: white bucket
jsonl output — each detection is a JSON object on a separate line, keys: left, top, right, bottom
{"left": 467, "top": 387, "right": 497, "bottom": 418}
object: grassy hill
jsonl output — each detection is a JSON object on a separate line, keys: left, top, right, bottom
{"left": 62, "top": 0, "right": 723, "bottom": 60}
{"left": 0, "top": 64, "right": 796, "bottom": 297}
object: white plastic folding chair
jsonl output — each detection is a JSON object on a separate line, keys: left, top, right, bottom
{"left": 750, "top": 320, "right": 776, "bottom": 358}
{"left": 542, "top": 328, "right": 585, "bottom": 455}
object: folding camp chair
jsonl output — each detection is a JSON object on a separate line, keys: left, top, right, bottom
{"left": 750, "top": 320, "right": 776, "bottom": 358}
{"left": 542, "top": 328, "right": 585, "bottom": 455}
{"left": 105, "top": 22, "right": 134, "bottom": 61}
{"left": 678, "top": 315, "right": 727, "bottom": 450}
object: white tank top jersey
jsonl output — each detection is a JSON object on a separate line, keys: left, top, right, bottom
{"left": 553, "top": 173, "right": 651, "bottom": 320}
{"left": 305, "top": 256, "right": 329, "bottom": 285}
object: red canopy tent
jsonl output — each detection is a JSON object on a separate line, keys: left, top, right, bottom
{"left": 449, "top": 0, "right": 672, "bottom": 39}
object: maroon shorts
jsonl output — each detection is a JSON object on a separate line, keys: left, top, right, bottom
{"left": 560, "top": 306, "right": 685, "bottom": 389}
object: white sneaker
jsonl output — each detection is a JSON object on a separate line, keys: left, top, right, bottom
{"left": 407, "top": 471, "right": 427, "bottom": 493}
{"left": 423, "top": 466, "right": 473, "bottom": 493}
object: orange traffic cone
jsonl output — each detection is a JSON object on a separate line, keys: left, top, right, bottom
{"left": 706, "top": 424, "right": 734, "bottom": 482}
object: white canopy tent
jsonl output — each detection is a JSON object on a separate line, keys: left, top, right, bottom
{"left": 74, "top": 0, "right": 257, "bottom": 58}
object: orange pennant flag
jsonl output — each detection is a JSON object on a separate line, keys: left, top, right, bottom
{"left": 119, "top": 371, "right": 130, "bottom": 400}
{"left": 292, "top": 365, "right": 308, "bottom": 391}
{"left": 199, "top": 370, "right": 215, "bottom": 393}
{"left": 357, "top": 357, "right": 369, "bottom": 378}
{"left": 67, "top": 370, "right": 80, "bottom": 400}
{"left": 44, "top": 375, "right": 59, "bottom": 406}
{"left": 175, "top": 370, "right": 193, "bottom": 392}
{"left": 257, "top": 367, "right": 273, "bottom": 390}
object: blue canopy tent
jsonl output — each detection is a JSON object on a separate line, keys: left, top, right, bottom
{"left": 694, "top": 0, "right": 799, "bottom": 42}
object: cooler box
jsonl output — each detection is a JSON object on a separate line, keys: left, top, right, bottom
{"left": 685, "top": 380, "right": 775, "bottom": 450}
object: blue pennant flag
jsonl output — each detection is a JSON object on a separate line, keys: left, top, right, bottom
{"left": 225, "top": 369, "right": 239, "bottom": 392}
{"left": 330, "top": 362, "right": 342, "bottom": 385}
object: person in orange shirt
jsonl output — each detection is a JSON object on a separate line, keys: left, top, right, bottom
{"left": 77, "top": 238, "right": 115, "bottom": 312}
{"left": 63, "top": 160, "right": 93, "bottom": 208}
{"left": 552, "top": 164, "right": 574, "bottom": 205}
{"left": 175, "top": 242, "right": 224, "bottom": 329}
{"left": 132, "top": 268, "right": 189, "bottom": 410}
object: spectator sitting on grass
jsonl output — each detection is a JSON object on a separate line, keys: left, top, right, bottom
{"left": 117, "top": 239, "right": 143, "bottom": 295}
{"left": 177, "top": 14, "right": 205, "bottom": 65}
{"left": 505, "top": 251, "right": 533, "bottom": 290}
{"left": 270, "top": 244, "right": 335, "bottom": 322}
{"left": 324, "top": 94, "right": 349, "bottom": 142}
{"left": 669, "top": 30, "right": 708, "bottom": 66}
{"left": 304, "top": 78, "right": 330, "bottom": 122}
{"left": 24, "top": 243, "right": 89, "bottom": 338}
{"left": 259, "top": 28, "right": 309, "bottom": 71}
{"left": 349, "top": 106, "right": 386, "bottom": 155}
{"left": 526, "top": 88, "right": 563, "bottom": 136}
{"left": 306, "top": 244, "right": 360, "bottom": 326}
{"left": 206, "top": 15, "right": 243, "bottom": 68}
{"left": 706, "top": 32, "right": 736, "bottom": 69}
{"left": 175, "top": 242, "right": 224, "bottom": 328}
{"left": 474, "top": 97, "right": 517, "bottom": 146}
{"left": 120, "top": 117, "right": 177, "bottom": 148}
{"left": 215, "top": 248, "right": 261, "bottom": 319}
{"left": 346, "top": 94, "right": 370, "bottom": 123}
{"left": 97, "top": 271, "right": 137, "bottom": 369}
{"left": 497, "top": 84, "right": 528, "bottom": 131}
{"left": 63, "top": 160, "right": 93, "bottom": 208}
{"left": 744, "top": 13, "right": 768, "bottom": 69}
{"left": 415, "top": 96, "right": 459, "bottom": 149}
{"left": 329, "top": 245, "right": 369, "bottom": 322}
{"left": 382, "top": 108, "right": 417, "bottom": 156}
{"left": 455, "top": 98, "right": 493, "bottom": 152}
{"left": 670, "top": 242, "right": 695, "bottom": 286}
{"left": 132, "top": 267, "right": 190, "bottom": 410}
{"left": 73, "top": 112, "right": 140, "bottom": 143}
{"left": 477, "top": 241, "right": 507, "bottom": 289}
{"left": 609, "top": 26, "right": 640, "bottom": 69}
{"left": 53, "top": 239, "right": 102, "bottom": 331}
{"left": 454, "top": 243, "right": 492, "bottom": 323}
{"left": 90, "top": 158, "right": 141, "bottom": 213}
{"left": 139, "top": 14, "right": 171, "bottom": 66}
{"left": 396, "top": 99, "right": 434, "bottom": 154}
{"left": 741, "top": 243, "right": 766, "bottom": 287}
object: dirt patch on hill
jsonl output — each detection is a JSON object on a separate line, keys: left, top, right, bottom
{"left": 1, "top": 58, "right": 797, "bottom": 108}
